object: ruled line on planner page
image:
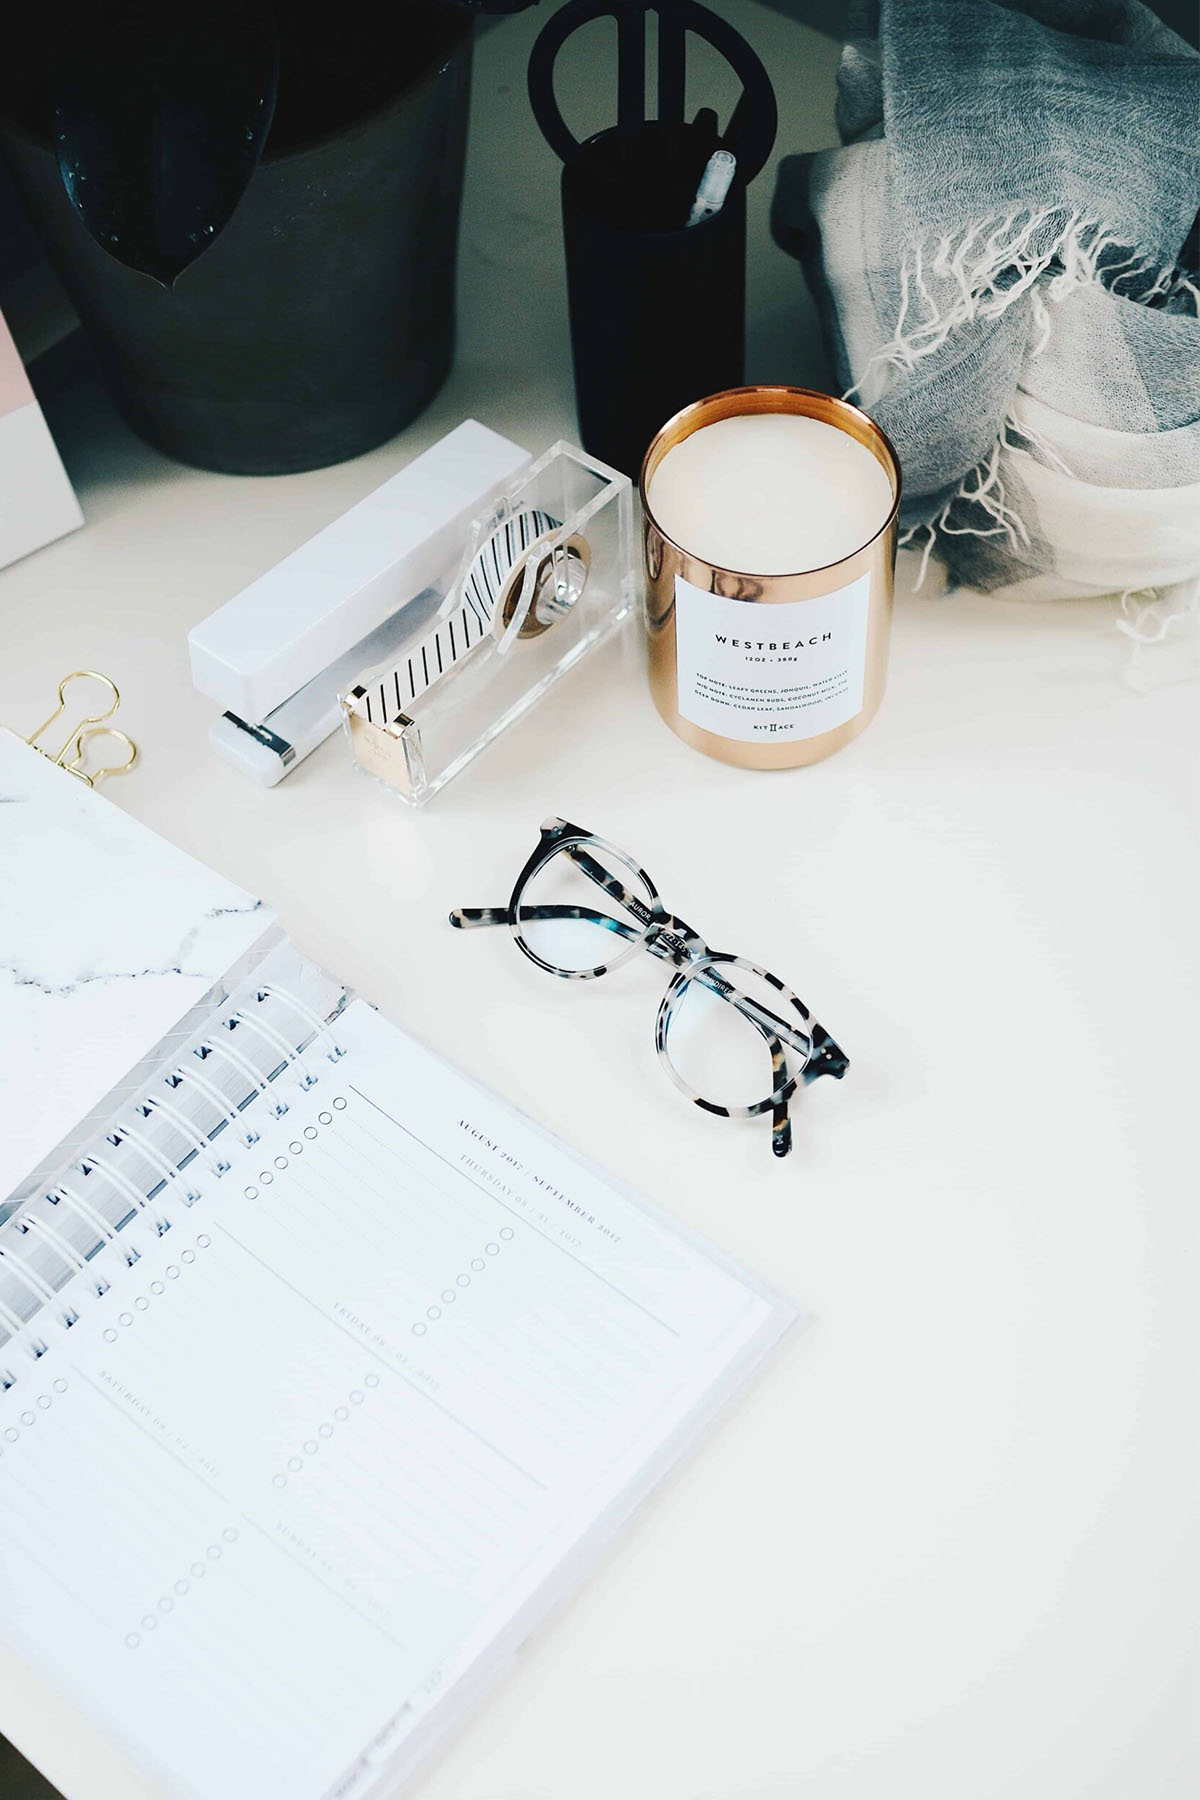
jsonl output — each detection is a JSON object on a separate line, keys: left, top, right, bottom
{"left": 264, "top": 1142, "right": 653, "bottom": 1451}
{"left": 235, "top": 1514, "right": 412, "bottom": 1653}
{"left": 1, "top": 1360, "right": 366, "bottom": 1794}
{"left": 218, "top": 1109, "right": 685, "bottom": 1470}
{"left": 348, "top": 1084, "right": 681, "bottom": 1337}
{"left": 1, "top": 1498, "right": 116, "bottom": 1636}
{"left": 71, "top": 1364, "right": 235, "bottom": 1506}
{"left": 214, "top": 1221, "right": 548, "bottom": 1489}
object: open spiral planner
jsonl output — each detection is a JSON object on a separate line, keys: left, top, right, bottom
{"left": 0, "top": 727, "right": 794, "bottom": 1800}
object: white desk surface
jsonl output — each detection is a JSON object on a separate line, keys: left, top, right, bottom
{"left": 1, "top": 6, "right": 1196, "bottom": 1800}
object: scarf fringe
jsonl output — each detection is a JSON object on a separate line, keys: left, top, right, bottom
{"left": 874, "top": 209, "right": 1199, "bottom": 622}
{"left": 845, "top": 206, "right": 1197, "bottom": 410}
{"left": 901, "top": 417, "right": 1043, "bottom": 590}
{"left": 1116, "top": 577, "right": 1200, "bottom": 645}
{"left": 844, "top": 208, "right": 1127, "bottom": 405}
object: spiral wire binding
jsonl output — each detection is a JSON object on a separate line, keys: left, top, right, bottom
{"left": 0, "top": 982, "right": 347, "bottom": 1380}
{"left": 200, "top": 1033, "right": 275, "bottom": 1109}
{"left": 143, "top": 1093, "right": 223, "bottom": 1174}
{"left": 115, "top": 1122, "right": 201, "bottom": 1206}
{"left": 256, "top": 984, "right": 347, "bottom": 1061}
{"left": 228, "top": 1006, "right": 313, "bottom": 1091}
{"left": 18, "top": 1214, "right": 91, "bottom": 1279}
{"left": 53, "top": 1181, "right": 119, "bottom": 1247}
{"left": 81, "top": 1149, "right": 157, "bottom": 1219}
{"left": 171, "top": 1062, "right": 253, "bottom": 1148}
{"left": 0, "top": 1246, "right": 60, "bottom": 1311}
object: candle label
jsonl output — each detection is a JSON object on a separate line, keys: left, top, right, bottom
{"left": 673, "top": 572, "right": 871, "bottom": 742}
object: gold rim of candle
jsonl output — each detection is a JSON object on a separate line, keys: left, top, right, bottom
{"left": 639, "top": 385, "right": 903, "bottom": 581}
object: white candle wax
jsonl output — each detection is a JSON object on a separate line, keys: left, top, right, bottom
{"left": 646, "top": 412, "right": 894, "bottom": 575}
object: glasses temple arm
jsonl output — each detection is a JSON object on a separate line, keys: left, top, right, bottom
{"left": 449, "top": 907, "right": 513, "bottom": 929}
{"left": 687, "top": 963, "right": 848, "bottom": 1081}
{"left": 451, "top": 904, "right": 641, "bottom": 944}
{"left": 689, "top": 963, "right": 813, "bottom": 1062}
{"left": 771, "top": 1092, "right": 792, "bottom": 1158}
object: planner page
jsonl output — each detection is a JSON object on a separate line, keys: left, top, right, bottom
{"left": 0, "top": 998, "right": 790, "bottom": 1800}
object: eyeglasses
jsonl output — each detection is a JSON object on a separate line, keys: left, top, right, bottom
{"left": 450, "top": 816, "right": 848, "bottom": 1158}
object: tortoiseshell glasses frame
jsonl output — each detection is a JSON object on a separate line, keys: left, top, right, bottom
{"left": 450, "top": 816, "right": 848, "bottom": 1158}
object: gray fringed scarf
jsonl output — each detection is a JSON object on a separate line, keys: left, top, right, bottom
{"left": 772, "top": 0, "right": 1200, "bottom": 636}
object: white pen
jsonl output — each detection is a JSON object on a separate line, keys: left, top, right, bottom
{"left": 686, "top": 149, "right": 737, "bottom": 227}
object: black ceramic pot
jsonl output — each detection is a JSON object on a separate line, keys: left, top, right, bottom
{"left": 0, "top": 9, "right": 473, "bottom": 475}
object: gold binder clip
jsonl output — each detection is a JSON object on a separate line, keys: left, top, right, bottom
{"left": 62, "top": 725, "right": 139, "bottom": 787}
{"left": 21, "top": 671, "right": 138, "bottom": 787}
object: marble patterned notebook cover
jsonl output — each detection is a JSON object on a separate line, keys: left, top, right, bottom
{"left": 0, "top": 731, "right": 277, "bottom": 1206}
{"left": 0, "top": 306, "right": 83, "bottom": 569}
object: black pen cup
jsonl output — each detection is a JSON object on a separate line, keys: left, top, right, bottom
{"left": 561, "top": 124, "right": 746, "bottom": 478}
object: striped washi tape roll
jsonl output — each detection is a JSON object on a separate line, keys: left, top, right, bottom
{"left": 356, "top": 508, "right": 558, "bottom": 727}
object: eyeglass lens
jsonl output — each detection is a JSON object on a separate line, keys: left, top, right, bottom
{"left": 514, "top": 840, "right": 653, "bottom": 974}
{"left": 663, "top": 961, "right": 806, "bottom": 1110}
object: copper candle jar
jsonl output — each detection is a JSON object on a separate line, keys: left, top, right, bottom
{"left": 640, "top": 386, "right": 901, "bottom": 769}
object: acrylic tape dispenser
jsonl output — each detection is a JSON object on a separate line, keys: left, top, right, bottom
{"left": 341, "top": 442, "right": 634, "bottom": 806}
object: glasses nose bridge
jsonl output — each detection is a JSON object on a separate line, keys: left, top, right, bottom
{"left": 648, "top": 913, "right": 707, "bottom": 966}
